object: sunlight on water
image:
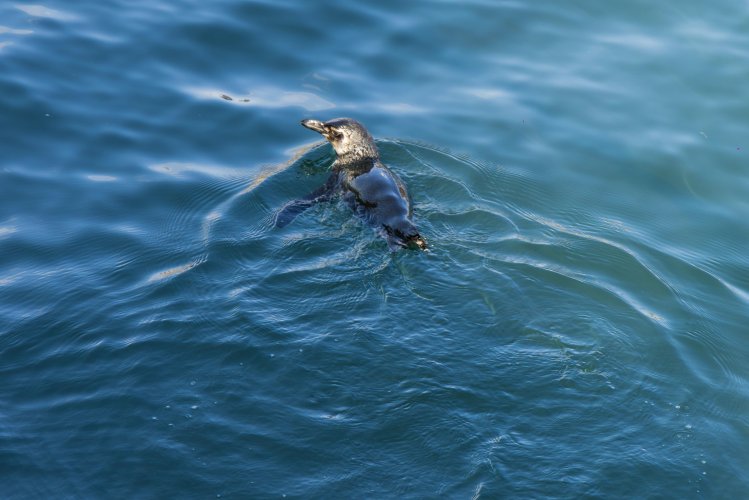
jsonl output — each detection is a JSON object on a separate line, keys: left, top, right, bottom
{"left": 146, "top": 258, "right": 204, "bottom": 283}
{"left": 0, "top": 26, "right": 33, "bottom": 35}
{"left": 149, "top": 162, "right": 240, "bottom": 178}
{"left": 85, "top": 174, "right": 117, "bottom": 182}
{"left": 14, "top": 4, "right": 77, "bottom": 21}
{"left": 0, "top": 225, "right": 17, "bottom": 238}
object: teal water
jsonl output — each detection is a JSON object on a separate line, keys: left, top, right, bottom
{"left": 2, "top": 1, "right": 748, "bottom": 497}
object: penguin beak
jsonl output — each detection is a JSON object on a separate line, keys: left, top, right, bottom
{"left": 301, "top": 119, "right": 327, "bottom": 134}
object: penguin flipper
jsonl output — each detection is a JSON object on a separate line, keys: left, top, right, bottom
{"left": 275, "top": 199, "right": 315, "bottom": 228}
{"left": 274, "top": 173, "right": 338, "bottom": 228}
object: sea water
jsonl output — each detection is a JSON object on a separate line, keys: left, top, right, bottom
{"left": 1, "top": 1, "right": 747, "bottom": 497}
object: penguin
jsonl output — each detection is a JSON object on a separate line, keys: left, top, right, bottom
{"left": 276, "top": 118, "right": 427, "bottom": 251}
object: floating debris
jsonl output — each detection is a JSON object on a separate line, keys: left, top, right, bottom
{"left": 219, "top": 93, "right": 250, "bottom": 102}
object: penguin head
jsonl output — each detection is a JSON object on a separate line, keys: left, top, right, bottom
{"left": 301, "top": 117, "right": 379, "bottom": 161}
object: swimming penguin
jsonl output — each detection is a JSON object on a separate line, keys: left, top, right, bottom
{"left": 275, "top": 118, "right": 427, "bottom": 251}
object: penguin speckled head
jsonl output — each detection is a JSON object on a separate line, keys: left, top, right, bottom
{"left": 301, "top": 117, "right": 379, "bottom": 161}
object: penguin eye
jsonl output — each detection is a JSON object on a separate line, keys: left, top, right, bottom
{"left": 324, "top": 127, "right": 343, "bottom": 141}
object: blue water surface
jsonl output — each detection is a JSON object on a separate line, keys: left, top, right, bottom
{"left": 1, "top": 1, "right": 748, "bottom": 497}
